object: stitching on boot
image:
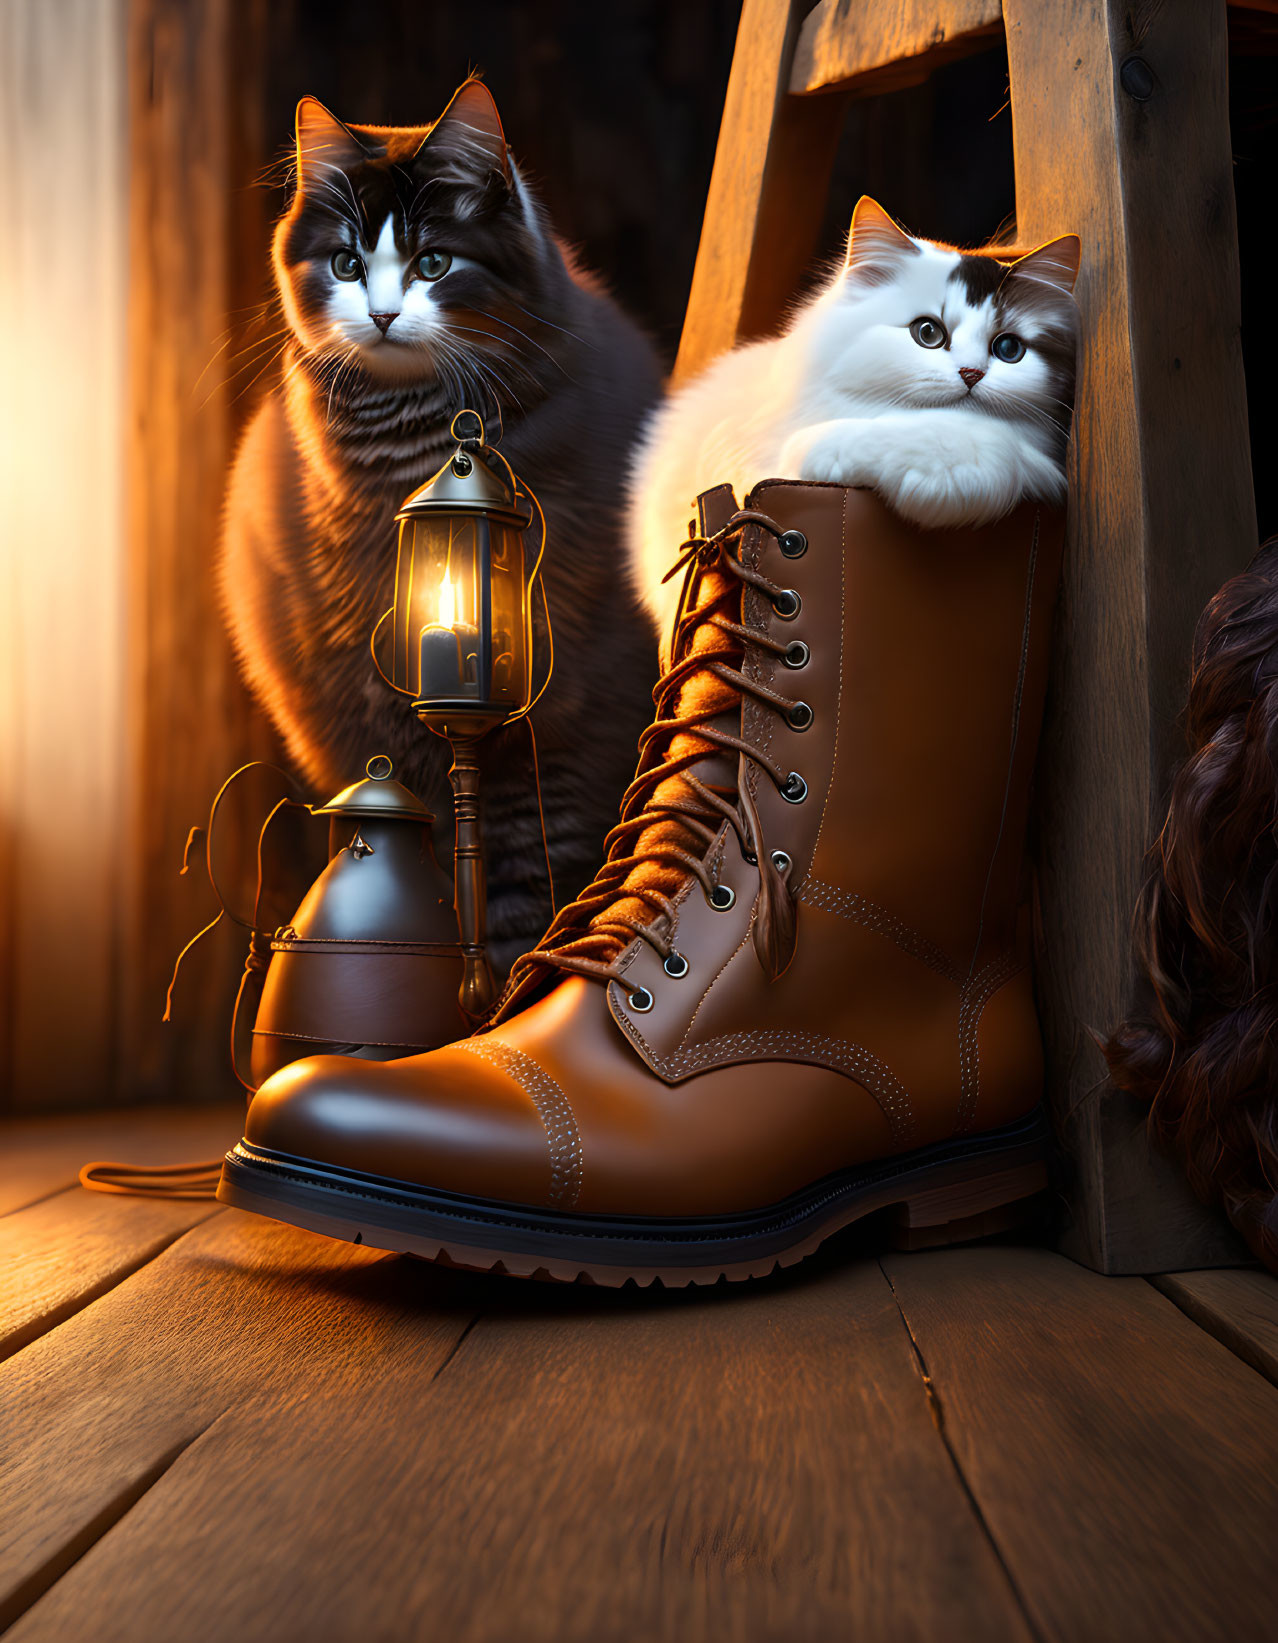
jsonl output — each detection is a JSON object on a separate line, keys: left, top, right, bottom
{"left": 657, "top": 1029, "right": 917, "bottom": 1145}
{"left": 801, "top": 878, "right": 961, "bottom": 983}
{"left": 676, "top": 829, "right": 734, "bottom": 1038}
{"left": 955, "top": 952, "right": 1024, "bottom": 1135}
{"left": 679, "top": 912, "right": 755, "bottom": 1050}
{"left": 455, "top": 1039, "right": 582, "bottom": 1209}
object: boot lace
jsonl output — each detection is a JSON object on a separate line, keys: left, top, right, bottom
{"left": 493, "top": 510, "right": 808, "bottom": 1021}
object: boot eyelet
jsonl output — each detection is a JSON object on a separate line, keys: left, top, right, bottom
{"left": 786, "top": 701, "right": 813, "bottom": 731}
{"left": 783, "top": 640, "right": 809, "bottom": 669}
{"left": 779, "top": 530, "right": 807, "bottom": 558}
{"left": 663, "top": 952, "right": 689, "bottom": 978}
{"left": 628, "top": 986, "right": 654, "bottom": 1013}
{"left": 782, "top": 771, "right": 808, "bottom": 804}
{"left": 772, "top": 589, "right": 802, "bottom": 620}
{"left": 708, "top": 884, "right": 736, "bottom": 911}
{"left": 770, "top": 850, "right": 792, "bottom": 876}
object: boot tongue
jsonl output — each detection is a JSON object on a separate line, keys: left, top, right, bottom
{"left": 587, "top": 486, "right": 743, "bottom": 951}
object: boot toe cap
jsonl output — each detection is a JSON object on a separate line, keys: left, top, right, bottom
{"left": 243, "top": 1044, "right": 561, "bottom": 1209}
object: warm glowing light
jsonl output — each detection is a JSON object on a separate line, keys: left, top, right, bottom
{"left": 439, "top": 571, "right": 456, "bottom": 628}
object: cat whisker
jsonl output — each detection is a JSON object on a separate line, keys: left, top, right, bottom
{"left": 447, "top": 337, "right": 565, "bottom": 405}
{"left": 205, "top": 343, "right": 295, "bottom": 413}
{"left": 300, "top": 169, "right": 367, "bottom": 238}
{"left": 310, "top": 158, "right": 365, "bottom": 221}
{"left": 459, "top": 308, "right": 573, "bottom": 376}
{"left": 440, "top": 322, "right": 535, "bottom": 366}
{"left": 223, "top": 338, "right": 297, "bottom": 410}
{"left": 324, "top": 345, "right": 364, "bottom": 426}
{"left": 510, "top": 301, "right": 590, "bottom": 348}
{"left": 439, "top": 323, "right": 542, "bottom": 399}
{"left": 219, "top": 326, "right": 294, "bottom": 374}
{"left": 469, "top": 355, "right": 526, "bottom": 416}
{"left": 195, "top": 314, "right": 292, "bottom": 401}
{"left": 254, "top": 144, "right": 299, "bottom": 193}
{"left": 407, "top": 174, "right": 448, "bottom": 221}
{"left": 430, "top": 330, "right": 515, "bottom": 418}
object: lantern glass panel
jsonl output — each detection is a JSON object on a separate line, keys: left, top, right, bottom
{"left": 487, "top": 521, "right": 528, "bottom": 710}
{"left": 393, "top": 515, "right": 483, "bottom": 702}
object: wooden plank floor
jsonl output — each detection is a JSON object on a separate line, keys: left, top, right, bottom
{"left": 3, "top": 1110, "right": 1277, "bottom": 1642}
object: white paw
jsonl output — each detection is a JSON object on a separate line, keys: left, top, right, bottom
{"left": 782, "top": 426, "right": 880, "bottom": 488}
{"left": 880, "top": 466, "right": 1011, "bottom": 529}
{"left": 866, "top": 424, "right": 1020, "bottom": 527}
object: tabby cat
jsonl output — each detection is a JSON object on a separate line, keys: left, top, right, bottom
{"left": 221, "top": 81, "right": 662, "bottom": 972}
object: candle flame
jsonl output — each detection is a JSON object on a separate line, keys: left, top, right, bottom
{"left": 438, "top": 570, "right": 455, "bottom": 628}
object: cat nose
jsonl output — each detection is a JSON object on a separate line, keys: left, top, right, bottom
{"left": 959, "top": 366, "right": 985, "bottom": 388}
{"left": 370, "top": 312, "right": 399, "bottom": 335}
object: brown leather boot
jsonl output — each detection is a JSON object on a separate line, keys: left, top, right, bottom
{"left": 219, "top": 482, "right": 1064, "bottom": 1284}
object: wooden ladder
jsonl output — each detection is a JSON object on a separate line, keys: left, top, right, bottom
{"left": 677, "top": 0, "right": 1270, "bottom": 1273}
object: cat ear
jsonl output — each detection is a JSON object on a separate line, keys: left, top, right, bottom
{"left": 418, "top": 78, "right": 511, "bottom": 186}
{"left": 294, "top": 97, "right": 368, "bottom": 189}
{"left": 844, "top": 197, "right": 920, "bottom": 282}
{"left": 1008, "top": 234, "right": 1081, "bottom": 296}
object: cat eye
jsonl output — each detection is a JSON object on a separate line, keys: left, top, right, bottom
{"left": 991, "top": 332, "right": 1027, "bottom": 364}
{"left": 416, "top": 250, "right": 453, "bottom": 282}
{"left": 909, "top": 316, "right": 947, "bottom": 349}
{"left": 330, "top": 250, "right": 364, "bottom": 282}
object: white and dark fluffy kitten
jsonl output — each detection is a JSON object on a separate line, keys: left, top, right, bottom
{"left": 632, "top": 196, "right": 1080, "bottom": 644}
{"left": 221, "top": 80, "right": 662, "bottom": 973}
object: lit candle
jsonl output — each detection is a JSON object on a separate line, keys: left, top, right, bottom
{"left": 418, "top": 624, "right": 465, "bottom": 698}
{"left": 417, "top": 572, "right": 478, "bottom": 699}
{"left": 439, "top": 569, "right": 457, "bottom": 628}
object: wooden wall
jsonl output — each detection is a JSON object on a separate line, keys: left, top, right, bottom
{"left": 119, "top": 0, "right": 279, "bottom": 1111}
{"left": 0, "top": 0, "right": 129, "bottom": 1111}
{"left": 0, "top": 0, "right": 280, "bottom": 1113}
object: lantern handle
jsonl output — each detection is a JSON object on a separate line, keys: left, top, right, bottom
{"left": 502, "top": 477, "right": 554, "bottom": 725}
{"left": 369, "top": 604, "right": 413, "bottom": 697}
{"left": 449, "top": 405, "right": 508, "bottom": 449}
{"left": 450, "top": 407, "right": 488, "bottom": 447}
{"left": 162, "top": 761, "right": 313, "bottom": 1024}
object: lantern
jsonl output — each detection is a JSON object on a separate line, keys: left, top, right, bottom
{"left": 373, "top": 410, "right": 545, "bottom": 1022}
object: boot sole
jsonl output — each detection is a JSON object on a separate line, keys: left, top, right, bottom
{"left": 216, "top": 1108, "right": 1049, "bottom": 1287}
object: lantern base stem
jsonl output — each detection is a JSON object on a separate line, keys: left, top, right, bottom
{"left": 441, "top": 730, "right": 497, "bottom": 1025}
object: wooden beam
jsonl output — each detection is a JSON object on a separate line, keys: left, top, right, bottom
{"left": 674, "top": 0, "right": 849, "bottom": 384}
{"left": 122, "top": 0, "right": 276, "bottom": 1107}
{"left": 791, "top": 0, "right": 1003, "bottom": 98}
{"left": 1004, "top": 0, "right": 1256, "bottom": 1271}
